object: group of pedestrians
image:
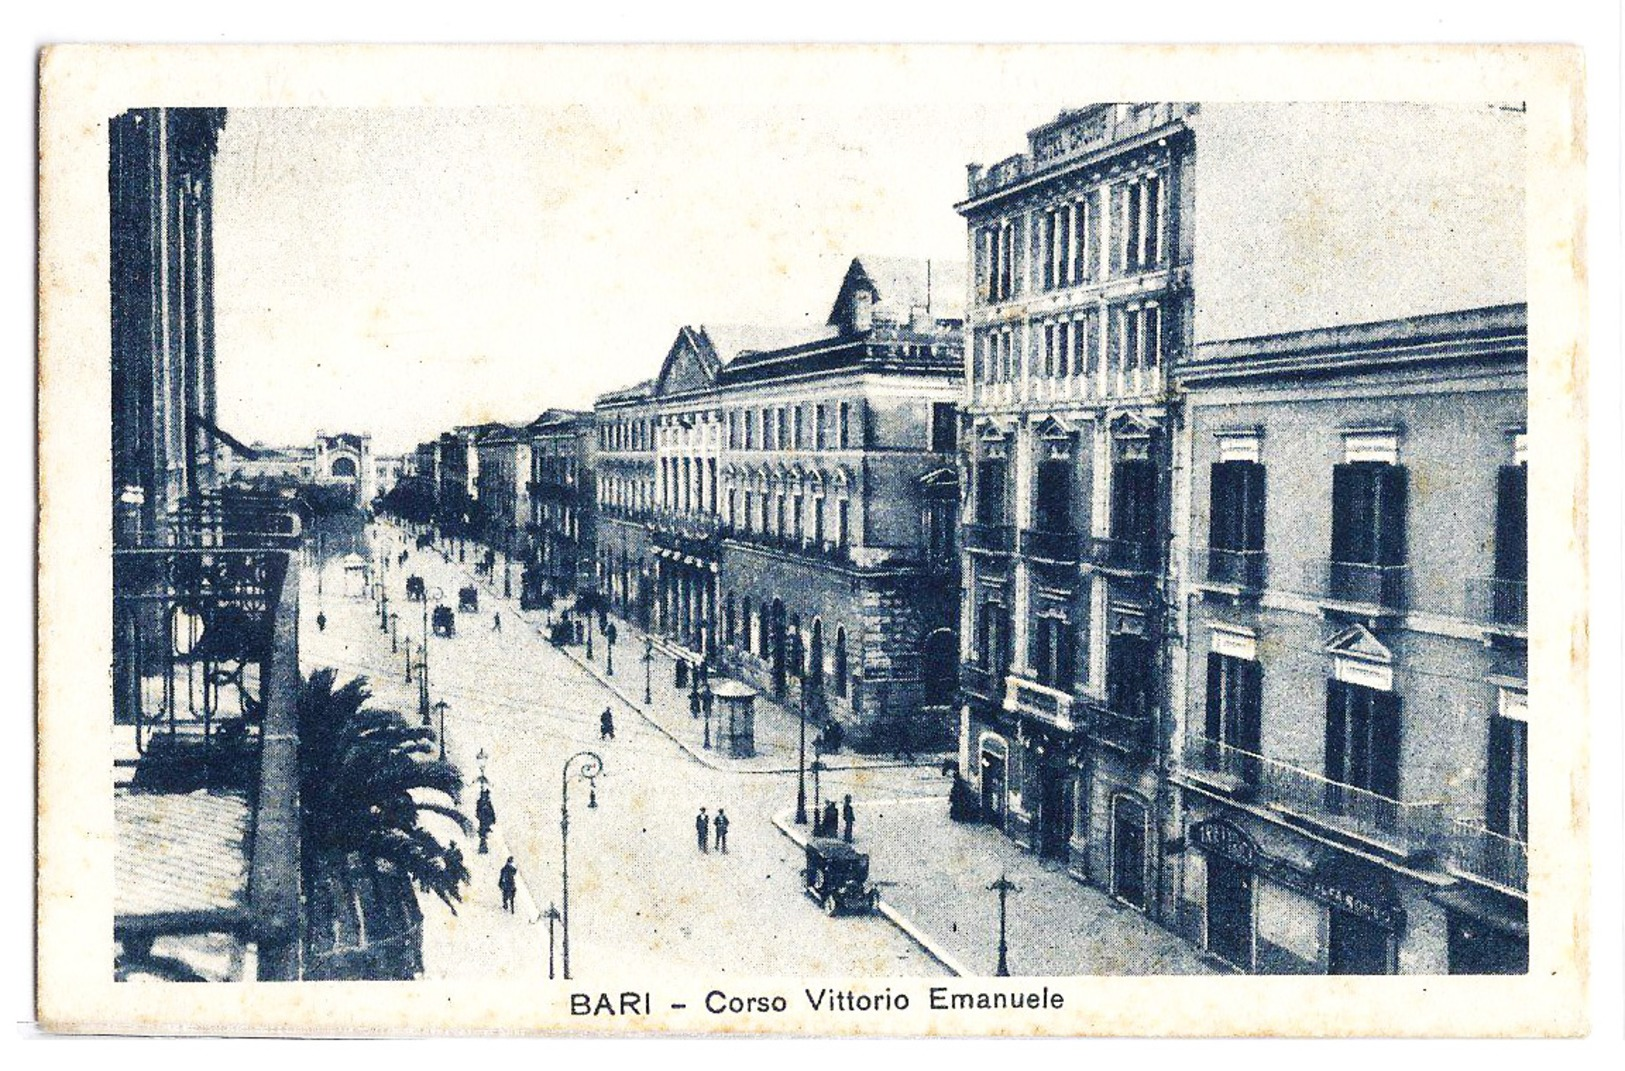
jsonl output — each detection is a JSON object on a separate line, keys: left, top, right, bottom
{"left": 814, "top": 794, "right": 858, "bottom": 843}
{"left": 694, "top": 807, "right": 731, "bottom": 854}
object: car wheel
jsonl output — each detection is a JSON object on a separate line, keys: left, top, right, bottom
{"left": 823, "top": 893, "right": 840, "bottom": 917}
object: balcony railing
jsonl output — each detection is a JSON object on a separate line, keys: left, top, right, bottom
{"left": 1446, "top": 820, "right": 1528, "bottom": 895}
{"left": 1309, "top": 559, "right": 1409, "bottom": 611}
{"left": 1090, "top": 705, "right": 1154, "bottom": 755}
{"left": 964, "top": 522, "right": 1015, "bottom": 554}
{"left": 1201, "top": 547, "right": 1267, "bottom": 590}
{"left": 1465, "top": 576, "right": 1528, "bottom": 633}
{"left": 960, "top": 662, "right": 1001, "bottom": 700}
{"left": 1020, "top": 527, "right": 1080, "bottom": 564}
{"left": 720, "top": 525, "right": 850, "bottom": 564}
{"left": 1180, "top": 736, "right": 1445, "bottom": 858}
{"left": 168, "top": 490, "right": 303, "bottom": 549}
{"left": 1086, "top": 536, "right": 1158, "bottom": 574}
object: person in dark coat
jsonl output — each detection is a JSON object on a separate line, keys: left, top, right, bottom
{"left": 600, "top": 707, "right": 615, "bottom": 741}
{"left": 822, "top": 800, "right": 839, "bottom": 839}
{"left": 695, "top": 807, "right": 710, "bottom": 853}
{"left": 316, "top": 611, "right": 327, "bottom": 632}
{"left": 493, "top": 612, "right": 502, "bottom": 633}
{"left": 445, "top": 840, "right": 466, "bottom": 891}
{"left": 713, "top": 809, "right": 730, "bottom": 853}
{"left": 842, "top": 795, "right": 856, "bottom": 843}
{"left": 476, "top": 786, "right": 496, "bottom": 854}
{"left": 498, "top": 856, "right": 518, "bottom": 913}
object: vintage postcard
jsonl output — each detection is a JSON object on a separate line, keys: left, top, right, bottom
{"left": 36, "top": 44, "right": 1588, "bottom": 1036}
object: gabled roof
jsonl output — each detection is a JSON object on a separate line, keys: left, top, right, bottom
{"left": 828, "top": 255, "right": 967, "bottom": 329}
{"left": 697, "top": 323, "right": 828, "bottom": 366}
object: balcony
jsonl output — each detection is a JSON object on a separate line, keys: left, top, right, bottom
{"left": 964, "top": 522, "right": 1015, "bottom": 554}
{"left": 1179, "top": 737, "right": 1444, "bottom": 862}
{"left": 1086, "top": 536, "right": 1158, "bottom": 574}
{"left": 1445, "top": 820, "right": 1528, "bottom": 895}
{"left": 720, "top": 525, "right": 851, "bottom": 565}
{"left": 1089, "top": 704, "right": 1154, "bottom": 756}
{"left": 1020, "top": 527, "right": 1080, "bottom": 564}
{"left": 960, "top": 662, "right": 1001, "bottom": 700}
{"left": 1200, "top": 547, "right": 1267, "bottom": 591}
{"left": 1465, "top": 576, "right": 1527, "bottom": 637}
{"left": 1308, "top": 559, "right": 1408, "bottom": 614}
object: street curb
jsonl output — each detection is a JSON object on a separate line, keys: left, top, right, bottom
{"left": 769, "top": 813, "right": 972, "bottom": 979}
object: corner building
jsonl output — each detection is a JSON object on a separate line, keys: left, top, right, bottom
{"left": 956, "top": 103, "right": 1194, "bottom": 906}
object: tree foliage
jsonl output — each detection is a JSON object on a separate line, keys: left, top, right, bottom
{"left": 297, "top": 668, "right": 471, "bottom": 911}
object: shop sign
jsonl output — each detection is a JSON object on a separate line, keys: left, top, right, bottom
{"left": 1191, "top": 819, "right": 1405, "bottom": 932}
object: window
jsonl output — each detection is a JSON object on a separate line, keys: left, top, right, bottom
{"left": 834, "top": 627, "right": 849, "bottom": 696}
{"left": 742, "top": 490, "right": 754, "bottom": 533}
{"left": 1330, "top": 462, "right": 1408, "bottom": 605}
{"left": 815, "top": 403, "right": 828, "bottom": 450}
{"left": 724, "top": 593, "right": 736, "bottom": 646}
{"left": 773, "top": 493, "right": 784, "bottom": 537}
{"left": 812, "top": 497, "right": 825, "bottom": 544}
{"left": 1208, "top": 461, "right": 1266, "bottom": 586}
{"left": 776, "top": 407, "right": 788, "bottom": 451}
{"left": 1031, "top": 614, "right": 1076, "bottom": 691}
{"left": 1204, "top": 653, "right": 1263, "bottom": 780}
{"left": 791, "top": 493, "right": 803, "bottom": 541}
{"left": 931, "top": 403, "right": 957, "bottom": 452}
{"left": 793, "top": 405, "right": 804, "bottom": 450}
{"left": 924, "top": 498, "right": 955, "bottom": 561}
{"left": 985, "top": 220, "right": 1017, "bottom": 302}
{"left": 1106, "top": 633, "right": 1153, "bottom": 719}
{"left": 1495, "top": 464, "right": 1527, "bottom": 583}
{"left": 1034, "top": 454, "right": 1072, "bottom": 533}
{"left": 1072, "top": 309, "right": 1100, "bottom": 377}
{"left": 1486, "top": 713, "right": 1528, "bottom": 842}
{"left": 1119, "top": 172, "right": 1164, "bottom": 274}
{"left": 707, "top": 458, "right": 717, "bottom": 513}
{"left": 744, "top": 410, "right": 755, "bottom": 450}
{"left": 762, "top": 407, "right": 773, "bottom": 449}
{"left": 727, "top": 488, "right": 737, "bottom": 529}
{"left": 1110, "top": 458, "right": 1157, "bottom": 550}
{"left": 1325, "top": 679, "right": 1402, "bottom": 802}
{"left": 837, "top": 498, "right": 850, "bottom": 547}
{"left": 977, "top": 456, "right": 1008, "bottom": 527}
{"left": 977, "top": 600, "right": 1012, "bottom": 677}
{"left": 839, "top": 402, "right": 852, "bottom": 448}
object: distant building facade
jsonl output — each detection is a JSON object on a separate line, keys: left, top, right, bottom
{"left": 594, "top": 255, "right": 965, "bottom": 749}
{"left": 528, "top": 409, "right": 596, "bottom": 598}
{"left": 474, "top": 424, "right": 531, "bottom": 555}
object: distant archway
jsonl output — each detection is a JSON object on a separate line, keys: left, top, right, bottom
{"left": 330, "top": 455, "right": 358, "bottom": 478}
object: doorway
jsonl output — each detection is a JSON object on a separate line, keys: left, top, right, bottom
{"left": 980, "top": 745, "right": 1007, "bottom": 830}
{"left": 1328, "top": 909, "right": 1391, "bottom": 975}
{"left": 1039, "top": 768, "right": 1073, "bottom": 859}
{"left": 1111, "top": 797, "right": 1149, "bottom": 909}
{"left": 1206, "top": 854, "right": 1254, "bottom": 971}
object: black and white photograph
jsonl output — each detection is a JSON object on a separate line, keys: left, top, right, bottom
{"left": 35, "top": 42, "right": 1591, "bottom": 1037}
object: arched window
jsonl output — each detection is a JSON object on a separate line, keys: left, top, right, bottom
{"left": 724, "top": 593, "right": 736, "bottom": 646}
{"left": 741, "top": 597, "right": 753, "bottom": 654}
{"left": 809, "top": 618, "right": 824, "bottom": 687}
{"left": 834, "top": 627, "right": 848, "bottom": 697}
{"left": 789, "top": 613, "right": 803, "bottom": 677}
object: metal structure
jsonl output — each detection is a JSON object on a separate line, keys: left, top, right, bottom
{"left": 559, "top": 750, "right": 603, "bottom": 981}
{"left": 988, "top": 872, "right": 1021, "bottom": 977}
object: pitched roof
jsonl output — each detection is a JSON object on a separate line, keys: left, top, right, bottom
{"left": 829, "top": 255, "right": 967, "bottom": 328}
{"left": 696, "top": 323, "right": 832, "bottom": 366}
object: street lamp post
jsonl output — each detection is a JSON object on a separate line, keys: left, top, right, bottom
{"left": 433, "top": 699, "right": 450, "bottom": 762}
{"left": 605, "top": 622, "right": 616, "bottom": 677}
{"left": 585, "top": 615, "right": 594, "bottom": 660}
{"left": 811, "top": 750, "right": 826, "bottom": 827}
{"left": 389, "top": 611, "right": 399, "bottom": 653}
{"left": 701, "top": 679, "right": 713, "bottom": 749}
{"left": 988, "top": 873, "right": 1021, "bottom": 977}
{"left": 559, "top": 750, "right": 604, "bottom": 981}
{"left": 542, "top": 903, "right": 561, "bottom": 980}
{"left": 419, "top": 586, "right": 443, "bottom": 724}
{"left": 379, "top": 589, "right": 389, "bottom": 632}
{"left": 795, "top": 688, "right": 809, "bottom": 825}
{"left": 642, "top": 637, "right": 653, "bottom": 704}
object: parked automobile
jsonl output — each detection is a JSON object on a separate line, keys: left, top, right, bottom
{"left": 802, "top": 838, "right": 878, "bottom": 917}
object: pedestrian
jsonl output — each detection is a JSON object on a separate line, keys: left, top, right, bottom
{"left": 822, "top": 800, "right": 839, "bottom": 839}
{"left": 695, "top": 807, "right": 709, "bottom": 853}
{"left": 600, "top": 707, "right": 615, "bottom": 741}
{"left": 316, "top": 611, "right": 327, "bottom": 632}
{"left": 493, "top": 612, "right": 502, "bottom": 633}
{"left": 476, "top": 785, "right": 496, "bottom": 855}
{"left": 842, "top": 794, "right": 856, "bottom": 843}
{"left": 713, "top": 809, "right": 730, "bottom": 854}
{"left": 445, "top": 840, "right": 466, "bottom": 890}
{"left": 498, "top": 856, "right": 518, "bottom": 913}
{"left": 689, "top": 690, "right": 701, "bottom": 719}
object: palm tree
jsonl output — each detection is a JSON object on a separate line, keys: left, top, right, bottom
{"left": 297, "top": 668, "right": 471, "bottom": 912}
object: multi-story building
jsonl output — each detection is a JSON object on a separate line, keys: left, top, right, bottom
{"left": 956, "top": 103, "right": 1194, "bottom": 897}
{"left": 594, "top": 255, "right": 965, "bottom": 749}
{"left": 474, "top": 423, "right": 531, "bottom": 556}
{"left": 527, "top": 409, "right": 596, "bottom": 598}
{"left": 951, "top": 101, "right": 1527, "bottom": 956}
{"left": 1173, "top": 307, "right": 1528, "bottom": 975}
{"left": 109, "top": 107, "right": 303, "bottom": 981}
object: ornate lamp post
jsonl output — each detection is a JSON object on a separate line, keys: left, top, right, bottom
{"left": 433, "top": 699, "right": 450, "bottom": 761}
{"left": 541, "top": 903, "right": 561, "bottom": 979}
{"left": 379, "top": 589, "right": 390, "bottom": 632}
{"left": 700, "top": 678, "right": 713, "bottom": 749}
{"left": 988, "top": 872, "right": 1021, "bottom": 977}
{"left": 559, "top": 750, "right": 604, "bottom": 981}
{"left": 389, "top": 611, "right": 399, "bottom": 653}
{"left": 642, "top": 636, "right": 653, "bottom": 704}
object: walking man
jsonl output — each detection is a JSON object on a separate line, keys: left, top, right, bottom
{"left": 842, "top": 795, "right": 856, "bottom": 843}
{"left": 822, "top": 800, "right": 839, "bottom": 839}
{"left": 695, "top": 807, "right": 710, "bottom": 853}
{"left": 493, "top": 612, "right": 502, "bottom": 633}
{"left": 713, "top": 809, "right": 730, "bottom": 854}
{"left": 498, "top": 856, "right": 518, "bottom": 913}
{"left": 600, "top": 707, "right": 616, "bottom": 741}
{"left": 445, "top": 840, "right": 466, "bottom": 892}
{"left": 316, "top": 611, "right": 327, "bottom": 632}
{"left": 476, "top": 785, "right": 496, "bottom": 855}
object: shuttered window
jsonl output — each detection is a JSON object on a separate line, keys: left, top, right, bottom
{"left": 1325, "top": 680, "right": 1402, "bottom": 800}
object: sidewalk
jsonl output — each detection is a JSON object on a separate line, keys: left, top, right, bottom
{"left": 772, "top": 798, "right": 1216, "bottom": 978}
{"left": 424, "top": 526, "right": 946, "bottom": 777}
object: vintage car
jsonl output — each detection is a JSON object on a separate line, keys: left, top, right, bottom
{"left": 458, "top": 586, "right": 479, "bottom": 612}
{"left": 431, "top": 604, "right": 456, "bottom": 637}
{"left": 405, "top": 575, "right": 426, "bottom": 601}
{"left": 802, "top": 838, "right": 878, "bottom": 917}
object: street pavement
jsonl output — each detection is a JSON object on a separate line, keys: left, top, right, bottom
{"left": 299, "top": 521, "right": 1215, "bottom": 982}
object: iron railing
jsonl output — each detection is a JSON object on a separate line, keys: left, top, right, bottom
{"left": 960, "top": 663, "right": 1002, "bottom": 700}
{"left": 1020, "top": 527, "right": 1081, "bottom": 564}
{"left": 1089, "top": 705, "right": 1154, "bottom": 755}
{"left": 1465, "top": 576, "right": 1528, "bottom": 632}
{"left": 1201, "top": 547, "right": 1267, "bottom": 590}
{"left": 1445, "top": 820, "right": 1528, "bottom": 895}
{"left": 1086, "top": 536, "right": 1158, "bottom": 574}
{"left": 1310, "top": 559, "right": 1409, "bottom": 610}
{"left": 1180, "top": 736, "right": 1444, "bottom": 856}
{"left": 964, "top": 522, "right": 1015, "bottom": 553}
{"left": 1181, "top": 734, "right": 1263, "bottom": 788}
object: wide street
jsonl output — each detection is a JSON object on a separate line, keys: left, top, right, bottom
{"left": 301, "top": 521, "right": 950, "bottom": 983}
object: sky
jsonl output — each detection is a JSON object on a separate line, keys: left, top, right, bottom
{"left": 208, "top": 59, "right": 1055, "bottom": 455}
